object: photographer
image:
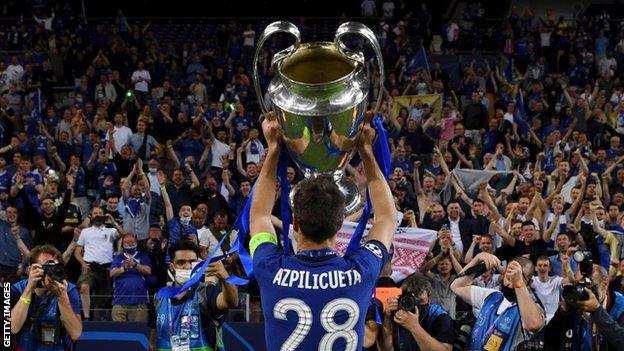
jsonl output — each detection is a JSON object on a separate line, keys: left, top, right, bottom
{"left": 545, "top": 263, "right": 624, "bottom": 350}
{"left": 9, "top": 245, "right": 82, "bottom": 349}
{"left": 380, "top": 274, "right": 454, "bottom": 351}
{"left": 451, "top": 253, "right": 545, "bottom": 350}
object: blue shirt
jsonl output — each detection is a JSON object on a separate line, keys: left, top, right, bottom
{"left": 12, "top": 171, "right": 43, "bottom": 208}
{"left": 253, "top": 240, "right": 387, "bottom": 351}
{"left": 0, "top": 221, "right": 30, "bottom": 267}
{"left": 111, "top": 252, "right": 152, "bottom": 305}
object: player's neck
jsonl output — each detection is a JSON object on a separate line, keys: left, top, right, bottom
{"left": 296, "top": 239, "right": 333, "bottom": 252}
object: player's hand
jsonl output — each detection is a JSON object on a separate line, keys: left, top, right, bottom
{"left": 261, "top": 113, "right": 282, "bottom": 151}
{"left": 394, "top": 308, "right": 420, "bottom": 331}
{"left": 358, "top": 112, "right": 376, "bottom": 157}
{"left": 385, "top": 297, "right": 399, "bottom": 317}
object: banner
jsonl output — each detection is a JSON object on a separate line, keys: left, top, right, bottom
{"left": 392, "top": 94, "right": 443, "bottom": 121}
{"left": 334, "top": 221, "right": 437, "bottom": 282}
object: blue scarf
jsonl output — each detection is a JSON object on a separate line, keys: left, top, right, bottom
{"left": 125, "top": 197, "right": 142, "bottom": 218}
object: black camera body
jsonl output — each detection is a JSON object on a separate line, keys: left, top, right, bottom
{"left": 398, "top": 293, "right": 418, "bottom": 312}
{"left": 561, "top": 251, "right": 599, "bottom": 308}
{"left": 42, "top": 261, "right": 67, "bottom": 283}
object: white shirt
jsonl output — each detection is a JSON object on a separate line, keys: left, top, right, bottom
{"left": 77, "top": 225, "right": 117, "bottom": 264}
{"left": 243, "top": 30, "right": 255, "bottom": 47}
{"left": 361, "top": 0, "right": 376, "bottom": 16}
{"left": 5, "top": 64, "right": 24, "bottom": 83}
{"left": 245, "top": 139, "right": 265, "bottom": 165}
{"left": 198, "top": 226, "right": 223, "bottom": 256}
{"left": 561, "top": 175, "right": 579, "bottom": 203}
{"left": 531, "top": 276, "right": 563, "bottom": 323}
{"left": 446, "top": 22, "right": 459, "bottom": 41}
{"left": 382, "top": 1, "right": 395, "bottom": 17}
{"left": 131, "top": 69, "right": 151, "bottom": 92}
{"left": 449, "top": 217, "right": 463, "bottom": 254}
{"left": 147, "top": 171, "right": 161, "bottom": 195}
{"left": 211, "top": 139, "right": 231, "bottom": 168}
{"left": 106, "top": 125, "right": 133, "bottom": 157}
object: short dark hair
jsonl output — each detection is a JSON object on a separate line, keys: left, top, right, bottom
{"left": 214, "top": 209, "right": 228, "bottom": 219}
{"left": 472, "top": 198, "right": 484, "bottom": 205}
{"left": 293, "top": 175, "right": 345, "bottom": 244}
{"left": 169, "top": 240, "right": 200, "bottom": 259}
{"left": 521, "top": 220, "right": 535, "bottom": 228}
{"left": 401, "top": 273, "right": 432, "bottom": 296}
{"left": 29, "top": 245, "right": 64, "bottom": 265}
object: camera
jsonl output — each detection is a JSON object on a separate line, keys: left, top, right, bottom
{"left": 42, "top": 261, "right": 67, "bottom": 283}
{"left": 561, "top": 251, "right": 599, "bottom": 308}
{"left": 453, "top": 312, "right": 475, "bottom": 351}
{"left": 398, "top": 293, "right": 418, "bottom": 312}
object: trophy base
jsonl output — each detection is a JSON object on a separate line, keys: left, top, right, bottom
{"left": 289, "top": 176, "right": 364, "bottom": 217}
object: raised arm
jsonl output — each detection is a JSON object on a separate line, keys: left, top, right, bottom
{"left": 360, "top": 121, "right": 397, "bottom": 250}
{"left": 250, "top": 116, "right": 281, "bottom": 237}
{"left": 158, "top": 171, "right": 174, "bottom": 222}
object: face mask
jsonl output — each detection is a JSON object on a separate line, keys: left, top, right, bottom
{"left": 149, "top": 167, "right": 158, "bottom": 174}
{"left": 123, "top": 245, "right": 137, "bottom": 255}
{"left": 180, "top": 216, "right": 191, "bottom": 226}
{"left": 174, "top": 268, "right": 192, "bottom": 284}
{"left": 501, "top": 285, "right": 517, "bottom": 303}
{"left": 555, "top": 106, "right": 562, "bottom": 112}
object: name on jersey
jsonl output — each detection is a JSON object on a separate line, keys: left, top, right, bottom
{"left": 272, "top": 268, "right": 362, "bottom": 289}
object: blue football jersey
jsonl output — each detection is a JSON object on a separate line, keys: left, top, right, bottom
{"left": 253, "top": 240, "right": 387, "bottom": 351}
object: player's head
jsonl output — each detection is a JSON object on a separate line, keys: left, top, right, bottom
{"left": 292, "top": 175, "right": 345, "bottom": 245}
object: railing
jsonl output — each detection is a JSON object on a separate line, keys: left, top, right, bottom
{"left": 84, "top": 292, "right": 259, "bottom": 322}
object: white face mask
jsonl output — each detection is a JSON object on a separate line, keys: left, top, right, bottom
{"left": 180, "top": 216, "right": 191, "bottom": 226}
{"left": 174, "top": 268, "right": 192, "bottom": 284}
{"left": 149, "top": 167, "right": 158, "bottom": 174}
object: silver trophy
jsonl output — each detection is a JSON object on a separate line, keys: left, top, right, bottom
{"left": 253, "top": 21, "right": 384, "bottom": 215}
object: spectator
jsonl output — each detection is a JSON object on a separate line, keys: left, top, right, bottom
{"left": 131, "top": 61, "right": 151, "bottom": 105}
{"left": 110, "top": 233, "right": 152, "bottom": 322}
{"left": 74, "top": 208, "right": 124, "bottom": 320}
{"left": 452, "top": 253, "right": 545, "bottom": 350}
{"left": 0, "top": 205, "right": 31, "bottom": 283}
{"left": 121, "top": 159, "right": 152, "bottom": 242}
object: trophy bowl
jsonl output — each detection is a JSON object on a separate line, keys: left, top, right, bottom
{"left": 254, "top": 21, "right": 384, "bottom": 216}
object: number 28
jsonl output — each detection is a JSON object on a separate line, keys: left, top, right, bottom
{"left": 273, "top": 297, "right": 360, "bottom": 351}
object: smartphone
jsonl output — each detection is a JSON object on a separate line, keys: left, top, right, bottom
{"left": 94, "top": 216, "right": 107, "bottom": 223}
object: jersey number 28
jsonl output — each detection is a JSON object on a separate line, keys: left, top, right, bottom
{"left": 274, "top": 297, "right": 360, "bottom": 351}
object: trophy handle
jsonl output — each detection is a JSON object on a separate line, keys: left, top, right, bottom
{"left": 253, "top": 21, "right": 301, "bottom": 117}
{"left": 334, "top": 22, "right": 385, "bottom": 120}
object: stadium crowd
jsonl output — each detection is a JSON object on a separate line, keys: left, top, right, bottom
{"left": 2, "top": 0, "right": 624, "bottom": 350}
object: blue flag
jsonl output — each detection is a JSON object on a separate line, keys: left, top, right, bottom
{"left": 406, "top": 47, "right": 430, "bottom": 74}
{"left": 514, "top": 89, "right": 529, "bottom": 136}
{"left": 27, "top": 89, "right": 42, "bottom": 138}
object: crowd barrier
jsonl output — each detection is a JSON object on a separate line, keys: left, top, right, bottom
{"left": 75, "top": 321, "right": 266, "bottom": 351}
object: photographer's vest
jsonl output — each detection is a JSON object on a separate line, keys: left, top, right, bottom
{"left": 13, "top": 280, "right": 78, "bottom": 351}
{"left": 154, "top": 283, "right": 224, "bottom": 351}
{"left": 574, "top": 291, "right": 624, "bottom": 351}
{"left": 467, "top": 291, "right": 521, "bottom": 351}
{"left": 397, "top": 303, "right": 448, "bottom": 351}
